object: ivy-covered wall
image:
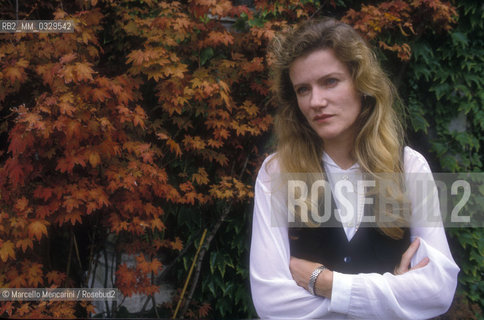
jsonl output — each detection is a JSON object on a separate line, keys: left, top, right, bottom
{"left": 404, "top": 1, "right": 484, "bottom": 316}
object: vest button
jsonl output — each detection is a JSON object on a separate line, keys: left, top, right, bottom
{"left": 344, "top": 256, "right": 351, "bottom": 263}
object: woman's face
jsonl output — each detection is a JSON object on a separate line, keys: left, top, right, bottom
{"left": 289, "top": 48, "right": 362, "bottom": 146}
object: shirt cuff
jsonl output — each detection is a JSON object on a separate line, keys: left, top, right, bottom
{"left": 329, "top": 271, "right": 353, "bottom": 314}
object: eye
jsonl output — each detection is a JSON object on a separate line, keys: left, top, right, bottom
{"left": 325, "top": 78, "right": 339, "bottom": 87}
{"left": 295, "top": 86, "right": 310, "bottom": 96}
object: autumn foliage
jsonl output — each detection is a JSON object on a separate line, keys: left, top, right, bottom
{"left": 0, "top": 0, "right": 458, "bottom": 318}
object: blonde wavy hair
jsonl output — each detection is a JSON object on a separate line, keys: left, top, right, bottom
{"left": 270, "top": 18, "right": 409, "bottom": 239}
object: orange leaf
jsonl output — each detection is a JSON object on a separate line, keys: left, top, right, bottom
{"left": 166, "top": 139, "right": 182, "bottom": 157}
{"left": 15, "top": 197, "right": 29, "bottom": 212}
{"left": 88, "top": 151, "right": 101, "bottom": 167}
{"left": 16, "top": 238, "right": 34, "bottom": 252}
{"left": 150, "top": 217, "right": 165, "bottom": 231}
{"left": 16, "top": 303, "right": 30, "bottom": 317}
{"left": 192, "top": 167, "right": 209, "bottom": 185}
{"left": 28, "top": 220, "right": 49, "bottom": 241}
{"left": 74, "top": 62, "right": 95, "bottom": 82}
{"left": 151, "top": 258, "right": 163, "bottom": 274}
{"left": 25, "top": 262, "right": 43, "bottom": 287}
{"left": 156, "top": 132, "right": 169, "bottom": 140}
{"left": 4, "top": 66, "right": 24, "bottom": 83}
{"left": 133, "top": 105, "right": 146, "bottom": 128}
{"left": 33, "top": 186, "right": 54, "bottom": 201}
{"left": 56, "top": 152, "right": 86, "bottom": 173}
{"left": 91, "top": 88, "right": 111, "bottom": 102}
{"left": 60, "top": 52, "right": 77, "bottom": 64}
{"left": 0, "top": 240, "right": 15, "bottom": 262}
{"left": 172, "top": 237, "right": 183, "bottom": 251}
{"left": 66, "top": 120, "right": 82, "bottom": 140}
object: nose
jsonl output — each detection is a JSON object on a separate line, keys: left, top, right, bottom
{"left": 309, "top": 87, "right": 328, "bottom": 109}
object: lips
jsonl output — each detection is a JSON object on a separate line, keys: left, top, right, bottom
{"left": 313, "top": 114, "right": 334, "bottom": 122}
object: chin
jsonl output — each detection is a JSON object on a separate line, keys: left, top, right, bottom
{"left": 316, "top": 132, "right": 340, "bottom": 142}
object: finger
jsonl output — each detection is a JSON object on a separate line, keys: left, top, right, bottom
{"left": 395, "top": 237, "right": 421, "bottom": 275}
{"left": 410, "top": 257, "right": 430, "bottom": 271}
{"left": 289, "top": 256, "right": 297, "bottom": 273}
{"left": 401, "top": 237, "right": 421, "bottom": 268}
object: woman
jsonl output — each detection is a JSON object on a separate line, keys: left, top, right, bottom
{"left": 250, "top": 18, "right": 459, "bottom": 319}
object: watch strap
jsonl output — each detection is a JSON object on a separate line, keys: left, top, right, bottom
{"left": 308, "top": 265, "right": 327, "bottom": 295}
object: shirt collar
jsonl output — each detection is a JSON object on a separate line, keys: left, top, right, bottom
{"left": 322, "top": 151, "right": 360, "bottom": 171}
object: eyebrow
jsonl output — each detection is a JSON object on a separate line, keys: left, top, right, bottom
{"left": 292, "top": 72, "right": 345, "bottom": 88}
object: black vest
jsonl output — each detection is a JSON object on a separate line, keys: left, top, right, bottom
{"left": 289, "top": 196, "right": 410, "bottom": 274}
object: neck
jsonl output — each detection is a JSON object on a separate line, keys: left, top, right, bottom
{"left": 323, "top": 139, "right": 356, "bottom": 170}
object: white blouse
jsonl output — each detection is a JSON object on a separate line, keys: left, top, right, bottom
{"left": 249, "top": 146, "right": 459, "bottom": 319}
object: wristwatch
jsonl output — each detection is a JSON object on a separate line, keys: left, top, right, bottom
{"left": 308, "top": 265, "right": 327, "bottom": 295}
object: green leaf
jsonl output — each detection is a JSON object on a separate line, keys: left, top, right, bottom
{"left": 451, "top": 32, "right": 469, "bottom": 48}
{"left": 207, "top": 280, "right": 216, "bottom": 296}
{"left": 210, "top": 251, "right": 217, "bottom": 274}
{"left": 200, "top": 47, "right": 214, "bottom": 66}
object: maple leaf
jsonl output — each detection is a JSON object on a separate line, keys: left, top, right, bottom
{"left": 162, "top": 63, "right": 188, "bottom": 79}
{"left": 242, "top": 57, "right": 265, "bottom": 73}
{"left": 0, "top": 240, "right": 15, "bottom": 262}
{"left": 207, "top": 138, "right": 223, "bottom": 148}
{"left": 88, "top": 150, "right": 101, "bottom": 167}
{"left": 64, "top": 196, "right": 82, "bottom": 212}
{"left": 28, "top": 220, "right": 49, "bottom": 241}
{"left": 34, "top": 186, "right": 54, "bottom": 202}
{"left": 16, "top": 238, "right": 34, "bottom": 252}
{"left": 204, "top": 31, "right": 234, "bottom": 47}
{"left": 16, "top": 303, "right": 30, "bottom": 317}
{"left": 91, "top": 87, "right": 111, "bottom": 102}
{"left": 15, "top": 196, "right": 29, "bottom": 212}
{"left": 4, "top": 66, "right": 25, "bottom": 83}
{"left": 133, "top": 105, "right": 146, "bottom": 128}
{"left": 8, "top": 127, "right": 35, "bottom": 156}
{"left": 86, "top": 201, "right": 99, "bottom": 215}
{"left": 56, "top": 210, "right": 83, "bottom": 226}
{"left": 65, "top": 119, "right": 82, "bottom": 140}
{"left": 46, "top": 271, "right": 66, "bottom": 285}
{"left": 150, "top": 258, "right": 163, "bottom": 274}
{"left": 25, "top": 262, "right": 44, "bottom": 287}
{"left": 115, "top": 264, "right": 137, "bottom": 297}
{"left": 150, "top": 217, "right": 165, "bottom": 231}
{"left": 10, "top": 216, "right": 27, "bottom": 229}
{"left": 80, "top": 301, "right": 96, "bottom": 315}
{"left": 156, "top": 132, "right": 169, "bottom": 140}
{"left": 135, "top": 255, "right": 151, "bottom": 274}
{"left": 36, "top": 205, "right": 54, "bottom": 219}
{"left": 171, "top": 237, "right": 183, "bottom": 251}
{"left": 127, "top": 50, "right": 147, "bottom": 66}
{"left": 56, "top": 152, "right": 86, "bottom": 173}
{"left": 22, "top": 112, "right": 42, "bottom": 129}
{"left": 0, "top": 302, "right": 14, "bottom": 317}
{"left": 62, "top": 65, "right": 76, "bottom": 83}
{"left": 198, "top": 303, "right": 211, "bottom": 318}
{"left": 7, "top": 270, "right": 27, "bottom": 287}
{"left": 143, "top": 203, "right": 158, "bottom": 216}
{"left": 183, "top": 135, "right": 206, "bottom": 150}
{"left": 60, "top": 52, "right": 77, "bottom": 64}
{"left": 192, "top": 167, "right": 209, "bottom": 185}
{"left": 166, "top": 139, "right": 182, "bottom": 157}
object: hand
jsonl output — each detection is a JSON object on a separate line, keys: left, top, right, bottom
{"left": 289, "top": 256, "right": 333, "bottom": 298}
{"left": 394, "top": 237, "right": 430, "bottom": 275}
